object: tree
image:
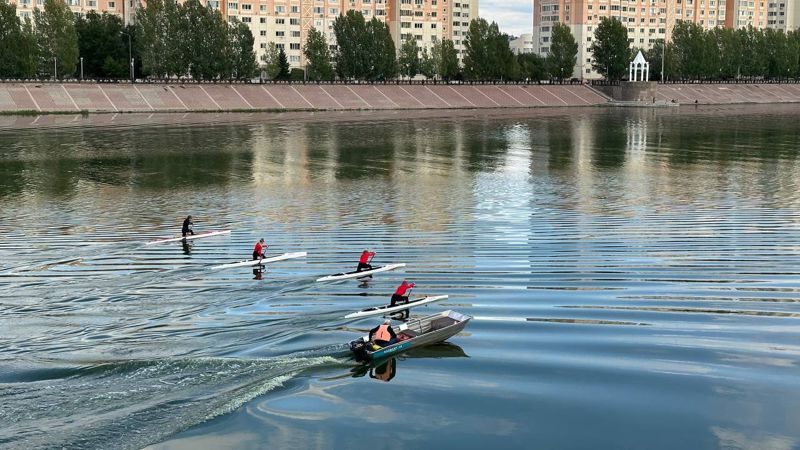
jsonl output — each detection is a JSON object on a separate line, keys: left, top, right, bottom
{"left": 589, "top": 16, "right": 629, "bottom": 80}
{"left": 463, "top": 18, "right": 515, "bottom": 80}
{"left": 517, "top": 53, "right": 550, "bottom": 81}
{"left": 75, "top": 11, "right": 128, "bottom": 78}
{"left": 34, "top": 0, "right": 79, "bottom": 79}
{"left": 261, "top": 42, "right": 281, "bottom": 79}
{"left": 303, "top": 27, "right": 333, "bottom": 80}
{"left": 548, "top": 22, "right": 577, "bottom": 80}
{"left": 0, "top": 0, "right": 21, "bottom": 77}
{"left": 333, "top": 10, "right": 368, "bottom": 79}
{"left": 276, "top": 46, "right": 290, "bottom": 80}
{"left": 438, "top": 38, "right": 460, "bottom": 80}
{"left": 366, "top": 17, "right": 396, "bottom": 80}
{"left": 419, "top": 46, "right": 435, "bottom": 78}
{"left": 229, "top": 19, "right": 257, "bottom": 80}
{"left": 398, "top": 38, "right": 420, "bottom": 79}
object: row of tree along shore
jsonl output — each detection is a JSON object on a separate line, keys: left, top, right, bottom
{"left": 3, "top": 0, "right": 800, "bottom": 82}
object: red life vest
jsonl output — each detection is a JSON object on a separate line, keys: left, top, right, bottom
{"left": 254, "top": 242, "right": 264, "bottom": 254}
{"left": 374, "top": 324, "right": 392, "bottom": 342}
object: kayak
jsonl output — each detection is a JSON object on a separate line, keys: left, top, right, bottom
{"left": 316, "top": 263, "right": 406, "bottom": 282}
{"left": 349, "top": 310, "right": 471, "bottom": 362}
{"left": 211, "top": 251, "right": 307, "bottom": 270}
{"left": 145, "top": 230, "right": 231, "bottom": 245}
{"left": 344, "top": 295, "right": 448, "bottom": 319}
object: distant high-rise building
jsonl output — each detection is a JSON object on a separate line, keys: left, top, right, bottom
{"left": 767, "top": 1, "right": 800, "bottom": 31}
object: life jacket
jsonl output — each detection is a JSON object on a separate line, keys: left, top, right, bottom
{"left": 359, "top": 251, "right": 374, "bottom": 263}
{"left": 254, "top": 242, "right": 263, "bottom": 254}
{"left": 374, "top": 324, "right": 392, "bottom": 342}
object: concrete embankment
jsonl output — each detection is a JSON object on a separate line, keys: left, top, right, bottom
{"left": 0, "top": 83, "right": 607, "bottom": 114}
{"left": 2, "top": 82, "right": 799, "bottom": 114}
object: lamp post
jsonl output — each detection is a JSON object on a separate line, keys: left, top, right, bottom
{"left": 53, "top": 57, "right": 57, "bottom": 80}
{"left": 80, "top": 57, "right": 84, "bottom": 81}
{"left": 122, "top": 30, "right": 133, "bottom": 83}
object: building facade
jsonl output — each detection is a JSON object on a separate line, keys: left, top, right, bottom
{"left": 8, "top": 0, "right": 475, "bottom": 72}
{"left": 509, "top": 32, "right": 534, "bottom": 54}
{"left": 533, "top": 0, "right": 798, "bottom": 80}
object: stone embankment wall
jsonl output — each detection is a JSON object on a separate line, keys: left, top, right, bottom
{"left": 0, "top": 83, "right": 607, "bottom": 113}
{"left": 655, "top": 83, "right": 800, "bottom": 105}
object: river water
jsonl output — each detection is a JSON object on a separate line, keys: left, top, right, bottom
{"left": 1, "top": 106, "right": 799, "bottom": 450}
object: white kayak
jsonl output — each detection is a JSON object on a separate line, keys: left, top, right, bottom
{"left": 146, "top": 230, "right": 231, "bottom": 245}
{"left": 211, "top": 251, "right": 307, "bottom": 270}
{"left": 344, "top": 295, "right": 448, "bottom": 319}
{"left": 316, "top": 263, "right": 406, "bottom": 282}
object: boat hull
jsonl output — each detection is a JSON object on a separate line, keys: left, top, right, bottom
{"left": 316, "top": 263, "right": 406, "bottom": 282}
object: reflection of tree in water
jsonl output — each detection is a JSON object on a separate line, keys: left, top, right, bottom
{"left": 591, "top": 111, "right": 628, "bottom": 169}
{"left": 0, "top": 125, "right": 256, "bottom": 198}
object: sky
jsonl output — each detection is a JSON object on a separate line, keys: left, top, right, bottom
{"left": 480, "top": 0, "right": 533, "bottom": 38}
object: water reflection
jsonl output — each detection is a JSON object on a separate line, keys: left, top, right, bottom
{"left": 348, "top": 343, "right": 469, "bottom": 383}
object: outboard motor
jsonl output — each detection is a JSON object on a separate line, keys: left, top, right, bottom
{"left": 350, "top": 338, "right": 369, "bottom": 363}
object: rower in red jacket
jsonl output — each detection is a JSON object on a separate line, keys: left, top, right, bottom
{"left": 390, "top": 280, "right": 415, "bottom": 306}
{"left": 253, "top": 238, "right": 267, "bottom": 260}
{"left": 357, "top": 249, "right": 376, "bottom": 272}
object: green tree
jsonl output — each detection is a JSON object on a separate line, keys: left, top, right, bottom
{"left": 548, "top": 22, "right": 577, "bottom": 80}
{"left": 463, "top": 18, "right": 514, "bottom": 80}
{"left": 229, "top": 19, "right": 257, "bottom": 80}
{"left": 17, "top": 17, "right": 39, "bottom": 77}
{"left": 276, "top": 46, "right": 290, "bottom": 80}
{"left": 366, "top": 17, "right": 396, "bottom": 79}
{"left": 517, "top": 53, "right": 550, "bottom": 81}
{"left": 303, "top": 27, "right": 333, "bottom": 80}
{"left": 589, "top": 16, "right": 629, "bottom": 80}
{"left": 333, "top": 10, "right": 368, "bottom": 79}
{"left": 75, "top": 11, "right": 128, "bottom": 78}
{"left": 34, "top": 0, "right": 79, "bottom": 79}
{"left": 438, "top": 38, "right": 460, "bottom": 80}
{"left": 261, "top": 42, "right": 281, "bottom": 79}
{"left": 0, "top": 0, "right": 22, "bottom": 77}
{"left": 419, "top": 46, "right": 435, "bottom": 78}
{"left": 671, "top": 20, "right": 713, "bottom": 79}
{"left": 398, "top": 38, "right": 420, "bottom": 79}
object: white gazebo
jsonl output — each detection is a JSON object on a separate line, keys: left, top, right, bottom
{"left": 629, "top": 51, "right": 649, "bottom": 82}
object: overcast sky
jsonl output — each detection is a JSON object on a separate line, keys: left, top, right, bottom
{"left": 480, "top": 0, "right": 533, "bottom": 38}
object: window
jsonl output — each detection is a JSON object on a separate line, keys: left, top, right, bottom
{"left": 260, "top": 43, "right": 267, "bottom": 48}
{"left": 275, "top": 5, "right": 284, "bottom": 13}
{"left": 363, "top": 9, "right": 371, "bottom": 15}
{"left": 291, "top": 30, "right": 300, "bottom": 37}
{"left": 290, "top": 55, "right": 300, "bottom": 62}
{"left": 414, "top": 10, "right": 422, "bottom": 16}
{"left": 242, "top": 16, "right": 251, "bottom": 22}
{"left": 260, "top": 30, "right": 267, "bottom": 36}
{"left": 242, "top": 3, "right": 251, "bottom": 9}
{"left": 401, "top": 21, "right": 411, "bottom": 27}
{"left": 431, "top": 23, "right": 436, "bottom": 28}
{"left": 260, "top": 17, "right": 266, "bottom": 23}
{"left": 291, "top": 5, "right": 299, "bottom": 12}
{"left": 87, "top": 0, "right": 95, "bottom": 6}
{"left": 329, "top": 7, "right": 338, "bottom": 14}
{"left": 276, "top": 18, "right": 285, "bottom": 24}
{"left": 276, "top": 31, "right": 285, "bottom": 36}
{"left": 276, "top": 43, "right": 285, "bottom": 49}
{"left": 414, "top": 22, "right": 423, "bottom": 28}
{"left": 290, "top": 43, "right": 300, "bottom": 49}
{"left": 314, "top": 6, "right": 323, "bottom": 13}
{"left": 108, "top": 0, "right": 114, "bottom": 6}
{"left": 290, "top": 18, "right": 299, "bottom": 24}
{"left": 228, "top": 2, "right": 237, "bottom": 9}
{"left": 260, "top": 4, "right": 266, "bottom": 10}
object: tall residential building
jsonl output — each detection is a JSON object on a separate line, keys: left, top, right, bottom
{"left": 8, "top": 0, "right": 474, "bottom": 71}
{"left": 767, "top": 1, "right": 800, "bottom": 31}
{"left": 725, "top": 0, "right": 767, "bottom": 29}
{"left": 533, "top": 0, "right": 732, "bottom": 79}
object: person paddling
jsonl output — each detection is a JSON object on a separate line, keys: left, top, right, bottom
{"left": 182, "top": 215, "right": 194, "bottom": 237}
{"left": 390, "top": 279, "right": 415, "bottom": 307}
{"left": 357, "top": 249, "right": 376, "bottom": 272}
{"left": 369, "top": 319, "right": 398, "bottom": 348}
{"left": 253, "top": 238, "right": 267, "bottom": 260}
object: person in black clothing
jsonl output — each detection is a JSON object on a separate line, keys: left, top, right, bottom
{"left": 368, "top": 319, "right": 398, "bottom": 347}
{"left": 182, "top": 216, "right": 194, "bottom": 237}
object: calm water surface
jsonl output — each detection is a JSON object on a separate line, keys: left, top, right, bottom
{"left": 1, "top": 106, "right": 799, "bottom": 450}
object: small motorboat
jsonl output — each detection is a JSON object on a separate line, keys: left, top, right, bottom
{"left": 349, "top": 310, "right": 471, "bottom": 362}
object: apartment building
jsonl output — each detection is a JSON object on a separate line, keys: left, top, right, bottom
{"left": 9, "top": 0, "right": 473, "bottom": 71}
{"left": 533, "top": 0, "right": 729, "bottom": 79}
{"left": 767, "top": 1, "right": 800, "bottom": 31}
{"left": 510, "top": 33, "right": 535, "bottom": 53}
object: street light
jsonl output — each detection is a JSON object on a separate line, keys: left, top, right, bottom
{"left": 53, "top": 57, "right": 57, "bottom": 80}
{"left": 121, "top": 30, "right": 134, "bottom": 83}
{"left": 80, "top": 57, "right": 84, "bottom": 81}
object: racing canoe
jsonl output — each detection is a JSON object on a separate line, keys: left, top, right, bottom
{"left": 344, "top": 295, "right": 448, "bottom": 319}
{"left": 211, "top": 251, "right": 307, "bottom": 270}
{"left": 316, "top": 263, "right": 406, "bottom": 282}
{"left": 145, "top": 230, "right": 231, "bottom": 245}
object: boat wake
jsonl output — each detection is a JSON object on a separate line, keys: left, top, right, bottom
{"left": 0, "top": 355, "right": 348, "bottom": 450}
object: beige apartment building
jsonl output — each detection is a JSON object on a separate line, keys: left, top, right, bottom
{"left": 533, "top": 0, "right": 799, "bottom": 80}
{"left": 9, "top": 0, "right": 475, "bottom": 72}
